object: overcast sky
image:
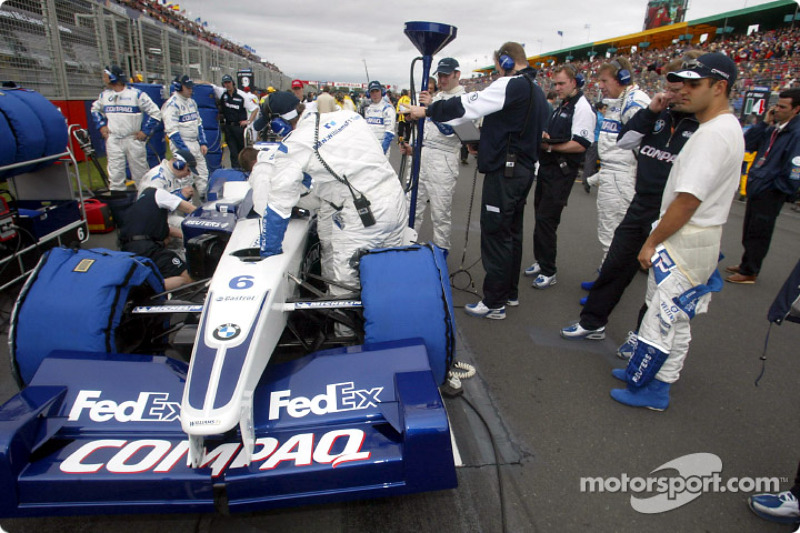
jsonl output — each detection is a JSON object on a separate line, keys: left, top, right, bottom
{"left": 179, "top": 0, "right": 785, "bottom": 89}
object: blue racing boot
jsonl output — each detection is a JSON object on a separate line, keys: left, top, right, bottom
{"left": 579, "top": 296, "right": 588, "bottom": 306}
{"left": 580, "top": 280, "right": 595, "bottom": 291}
{"left": 610, "top": 379, "right": 671, "bottom": 411}
{"left": 611, "top": 368, "right": 626, "bottom": 382}
{"left": 748, "top": 491, "right": 800, "bottom": 524}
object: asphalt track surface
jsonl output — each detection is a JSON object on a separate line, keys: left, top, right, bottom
{"left": 1, "top": 149, "right": 800, "bottom": 533}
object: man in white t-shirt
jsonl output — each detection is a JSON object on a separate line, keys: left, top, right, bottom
{"left": 610, "top": 53, "right": 745, "bottom": 411}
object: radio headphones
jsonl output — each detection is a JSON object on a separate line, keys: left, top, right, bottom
{"left": 497, "top": 50, "right": 516, "bottom": 72}
{"left": 610, "top": 59, "right": 632, "bottom": 86}
{"left": 171, "top": 76, "right": 183, "bottom": 93}
{"left": 563, "top": 64, "right": 585, "bottom": 89}
{"left": 104, "top": 66, "right": 124, "bottom": 84}
{"left": 261, "top": 97, "right": 293, "bottom": 137}
{"left": 172, "top": 158, "right": 187, "bottom": 171}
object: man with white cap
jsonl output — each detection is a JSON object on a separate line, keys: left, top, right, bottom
{"left": 364, "top": 80, "right": 396, "bottom": 157}
{"left": 162, "top": 74, "right": 209, "bottom": 199}
{"left": 401, "top": 57, "right": 465, "bottom": 254}
{"left": 609, "top": 53, "right": 744, "bottom": 410}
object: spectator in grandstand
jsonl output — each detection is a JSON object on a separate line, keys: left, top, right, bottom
{"left": 407, "top": 41, "right": 548, "bottom": 320}
{"left": 91, "top": 65, "right": 162, "bottom": 191}
{"left": 364, "top": 80, "right": 396, "bottom": 158}
{"left": 162, "top": 74, "right": 209, "bottom": 199}
{"left": 609, "top": 53, "right": 744, "bottom": 411}
{"left": 119, "top": 183, "right": 197, "bottom": 291}
{"left": 199, "top": 74, "right": 259, "bottom": 170}
{"left": 400, "top": 57, "right": 465, "bottom": 255}
{"left": 238, "top": 92, "right": 407, "bottom": 300}
{"left": 561, "top": 53, "right": 702, "bottom": 346}
{"left": 584, "top": 57, "right": 650, "bottom": 285}
{"left": 524, "top": 64, "right": 596, "bottom": 290}
{"left": 726, "top": 88, "right": 800, "bottom": 284}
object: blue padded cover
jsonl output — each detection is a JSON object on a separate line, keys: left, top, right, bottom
{"left": 192, "top": 83, "right": 219, "bottom": 110}
{"left": 131, "top": 83, "right": 166, "bottom": 167}
{"left": 360, "top": 244, "right": 455, "bottom": 385}
{"left": 205, "top": 150, "right": 223, "bottom": 174}
{"left": 0, "top": 88, "right": 46, "bottom": 175}
{"left": 0, "top": 111, "right": 16, "bottom": 178}
{"left": 12, "top": 247, "right": 165, "bottom": 384}
{"left": 198, "top": 106, "right": 220, "bottom": 131}
{"left": 6, "top": 88, "right": 68, "bottom": 170}
{"left": 207, "top": 168, "right": 247, "bottom": 201}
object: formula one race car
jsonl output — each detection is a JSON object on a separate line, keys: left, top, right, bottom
{"left": 0, "top": 174, "right": 458, "bottom": 517}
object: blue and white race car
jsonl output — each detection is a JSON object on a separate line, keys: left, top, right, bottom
{"left": 0, "top": 174, "right": 458, "bottom": 518}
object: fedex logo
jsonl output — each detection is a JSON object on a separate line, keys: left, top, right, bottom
{"left": 68, "top": 390, "right": 181, "bottom": 423}
{"left": 268, "top": 382, "right": 383, "bottom": 420}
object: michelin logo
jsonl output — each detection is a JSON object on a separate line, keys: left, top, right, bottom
{"left": 69, "top": 390, "right": 181, "bottom": 423}
{"left": 269, "top": 382, "right": 383, "bottom": 420}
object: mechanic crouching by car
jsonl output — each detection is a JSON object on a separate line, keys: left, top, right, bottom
{"left": 120, "top": 186, "right": 198, "bottom": 290}
{"left": 238, "top": 91, "right": 408, "bottom": 298}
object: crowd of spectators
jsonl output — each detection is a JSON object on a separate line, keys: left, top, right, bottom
{"left": 462, "top": 26, "right": 800, "bottom": 113}
{"left": 112, "top": 0, "right": 281, "bottom": 72}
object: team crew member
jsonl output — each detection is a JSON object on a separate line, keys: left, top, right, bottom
{"left": 407, "top": 41, "right": 548, "bottom": 319}
{"left": 364, "top": 80, "right": 396, "bottom": 157}
{"left": 137, "top": 148, "right": 197, "bottom": 198}
{"left": 162, "top": 74, "right": 209, "bottom": 198}
{"left": 524, "top": 64, "right": 596, "bottom": 289}
{"left": 590, "top": 58, "right": 650, "bottom": 267}
{"left": 726, "top": 88, "right": 800, "bottom": 284}
{"left": 120, "top": 187, "right": 197, "bottom": 290}
{"left": 208, "top": 74, "right": 259, "bottom": 169}
{"left": 91, "top": 65, "right": 162, "bottom": 190}
{"left": 401, "top": 57, "right": 466, "bottom": 253}
{"left": 561, "top": 54, "right": 701, "bottom": 343}
{"left": 240, "top": 92, "right": 407, "bottom": 297}
{"left": 610, "top": 53, "right": 744, "bottom": 410}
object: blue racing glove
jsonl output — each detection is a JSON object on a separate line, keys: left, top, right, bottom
{"left": 381, "top": 132, "right": 395, "bottom": 154}
{"left": 260, "top": 206, "right": 290, "bottom": 258}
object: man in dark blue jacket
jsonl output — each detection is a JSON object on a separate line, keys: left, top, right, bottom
{"left": 561, "top": 56, "right": 700, "bottom": 346}
{"left": 726, "top": 88, "right": 800, "bottom": 284}
{"left": 407, "top": 41, "right": 548, "bottom": 319}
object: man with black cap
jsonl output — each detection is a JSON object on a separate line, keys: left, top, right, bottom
{"left": 400, "top": 57, "right": 465, "bottom": 254}
{"left": 162, "top": 74, "right": 209, "bottom": 199}
{"left": 120, "top": 169, "right": 198, "bottom": 291}
{"left": 364, "top": 80, "right": 396, "bottom": 157}
{"left": 91, "top": 65, "right": 162, "bottom": 191}
{"left": 406, "top": 42, "right": 548, "bottom": 319}
{"left": 609, "top": 52, "right": 744, "bottom": 410}
{"left": 239, "top": 91, "right": 407, "bottom": 298}
{"left": 204, "top": 74, "right": 259, "bottom": 169}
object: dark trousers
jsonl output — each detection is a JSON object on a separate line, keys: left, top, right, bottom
{"left": 480, "top": 166, "right": 535, "bottom": 308}
{"left": 793, "top": 461, "right": 800, "bottom": 499}
{"left": 740, "top": 188, "right": 788, "bottom": 276}
{"left": 580, "top": 195, "right": 661, "bottom": 330}
{"left": 533, "top": 163, "right": 578, "bottom": 276}
{"left": 224, "top": 123, "right": 245, "bottom": 169}
{"left": 397, "top": 121, "right": 412, "bottom": 142}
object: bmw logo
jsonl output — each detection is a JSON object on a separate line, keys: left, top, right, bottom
{"left": 653, "top": 119, "right": 665, "bottom": 133}
{"left": 213, "top": 323, "right": 241, "bottom": 341}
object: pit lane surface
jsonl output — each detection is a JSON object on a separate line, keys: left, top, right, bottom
{"left": 1, "top": 151, "right": 799, "bottom": 532}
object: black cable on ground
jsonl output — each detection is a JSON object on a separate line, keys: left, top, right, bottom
{"left": 450, "top": 165, "right": 482, "bottom": 299}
